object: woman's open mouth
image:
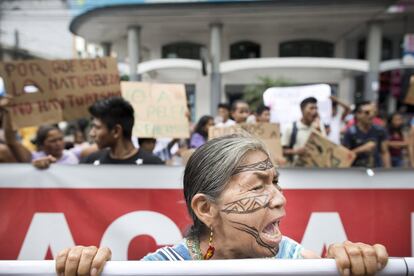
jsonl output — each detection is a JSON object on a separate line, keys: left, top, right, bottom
{"left": 261, "top": 218, "right": 283, "bottom": 247}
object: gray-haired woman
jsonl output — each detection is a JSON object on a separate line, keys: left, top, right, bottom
{"left": 56, "top": 134, "right": 388, "bottom": 276}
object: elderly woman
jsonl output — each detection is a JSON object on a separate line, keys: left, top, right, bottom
{"left": 56, "top": 134, "right": 388, "bottom": 276}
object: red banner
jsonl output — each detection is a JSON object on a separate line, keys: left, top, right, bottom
{"left": 0, "top": 166, "right": 413, "bottom": 260}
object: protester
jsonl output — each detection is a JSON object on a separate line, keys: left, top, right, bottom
{"left": 282, "top": 97, "right": 326, "bottom": 165}
{"left": 215, "top": 103, "right": 235, "bottom": 127}
{"left": 387, "top": 112, "right": 410, "bottom": 167}
{"left": 190, "top": 115, "right": 214, "bottom": 149}
{"left": 81, "top": 97, "right": 164, "bottom": 165}
{"left": 256, "top": 105, "right": 271, "bottom": 123}
{"left": 328, "top": 95, "right": 351, "bottom": 144}
{"left": 56, "top": 134, "right": 389, "bottom": 276}
{"left": 230, "top": 100, "right": 250, "bottom": 124}
{"left": 137, "top": 138, "right": 165, "bottom": 164}
{"left": 2, "top": 103, "right": 80, "bottom": 168}
{"left": 342, "top": 101, "right": 390, "bottom": 168}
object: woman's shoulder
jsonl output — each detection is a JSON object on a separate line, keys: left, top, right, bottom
{"left": 141, "top": 240, "right": 192, "bottom": 261}
{"left": 275, "top": 236, "right": 304, "bottom": 259}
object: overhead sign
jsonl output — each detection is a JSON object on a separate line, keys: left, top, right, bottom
{"left": 297, "top": 130, "right": 355, "bottom": 168}
{"left": 121, "top": 81, "right": 190, "bottom": 138}
{"left": 0, "top": 58, "right": 121, "bottom": 129}
{"left": 263, "top": 84, "right": 332, "bottom": 129}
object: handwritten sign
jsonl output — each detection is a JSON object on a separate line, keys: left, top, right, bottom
{"left": 403, "top": 75, "right": 414, "bottom": 105}
{"left": 0, "top": 58, "right": 121, "bottom": 129}
{"left": 121, "top": 82, "right": 190, "bottom": 138}
{"left": 208, "top": 123, "right": 283, "bottom": 164}
{"left": 297, "top": 130, "right": 356, "bottom": 168}
{"left": 262, "top": 84, "right": 332, "bottom": 130}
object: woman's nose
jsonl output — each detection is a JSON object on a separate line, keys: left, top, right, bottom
{"left": 268, "top": 188, "right": 286, "bottom": 209}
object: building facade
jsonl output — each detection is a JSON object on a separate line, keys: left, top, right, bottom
{"left": 69, "top": 0, "right": 414, "bottom": 119}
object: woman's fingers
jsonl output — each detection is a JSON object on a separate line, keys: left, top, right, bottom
{"left": 64, "top": 246, "right": 84, "bottom": 276}
{"left": 328, "top": 241, "right": 389, "bottom": 276}
{"left": 91, "top": 247, "right": 112, "bottom": 276}
{"left": 55, "top": 248, "right": 70, "bottom": 275}
{"left": 374, "top": 243, "right": 389, "bottom": 270}
{"left": 77, "top": 246, "right": 98, "bottom": 276}
{"left": 327, "top": 244, "right": 351, "bottom": 276}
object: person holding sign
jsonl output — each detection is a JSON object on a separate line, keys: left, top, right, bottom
{"left": 1, "top": 96, "right": 79, "bottom": 168}
{"left": 56, "top": 134, "right": 389, "bottom": 276}
{"left": 281, "top": 97, "right": 326, "bottom": 165}
{"left": 81, "top": 97, "right": 163, "bottom": 165}
{"left": 342, "top": 102, "right": 390, "bottom": 168}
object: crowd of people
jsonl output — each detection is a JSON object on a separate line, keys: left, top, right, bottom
{"left": 0, "top": 94, "right": 414, "bottom": 168}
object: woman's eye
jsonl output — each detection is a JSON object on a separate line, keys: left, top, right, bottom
{"left": 252, "top": 185, "right": 264, "bottom": 191}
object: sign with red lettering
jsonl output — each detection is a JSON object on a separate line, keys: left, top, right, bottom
{"left": 0, "top": 58, "right": 120, "bottom": 129}
{"left": 0, "top": 166, "right": 412, "bottom": 260}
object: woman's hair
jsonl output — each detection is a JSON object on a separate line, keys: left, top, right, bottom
{"left": 193, "top": 115, "right": 213, "bottom": 140}
{"left": 183, "top": 133, "right": 269, "bottom": 237}
{"left": 388, "top": 112, "right": 403, "bottom": 136}
{"left": 35, "top": 125, "right": 61, "bottom": 149}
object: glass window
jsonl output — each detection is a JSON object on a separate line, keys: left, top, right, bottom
{"left": 162, "top": 42, "right": 203, "bottom": 60}
{"left": 230, "top": 41, "right": 261, "bottom": 59}
{"left": 279, "top": 40, "right": 334, "bottom": 57}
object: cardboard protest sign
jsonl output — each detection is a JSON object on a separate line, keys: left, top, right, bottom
{"left": 403, "top": 75, "right": 414, "bottom": 105}
{"left": 297, "top": 130, "right": 355, "bottom": 168}
{"left": 0, "top": 60, "right": 63, "bottom": 128}
{"left": 0, "top": 58, "right": 120, "bottom": 129}
{"left": 208, "top": 123, "right": 283, "bottom": 164}
{"left": 121, "top": 81, "right": 190, "bottom": 138}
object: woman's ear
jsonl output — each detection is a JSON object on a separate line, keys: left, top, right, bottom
{"left": 191, "top": 193, "right": 220, "bottom": 228}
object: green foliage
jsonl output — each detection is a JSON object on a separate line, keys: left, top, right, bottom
{"left": 243, "top": 77, "right": 294, "bottom": 112}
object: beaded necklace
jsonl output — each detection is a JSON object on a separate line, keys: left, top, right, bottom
{"left": 186, "top": 236, "right": 204, "bottom": 260}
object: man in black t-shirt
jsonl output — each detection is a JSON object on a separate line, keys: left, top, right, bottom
{"left": 81, "top": 97, "right": 164, "bottom": 165}
{"left": 342, "top": 101, "right": 390, "bottom": 168}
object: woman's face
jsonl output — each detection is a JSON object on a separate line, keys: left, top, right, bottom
{"left": 391, "top": 114, "right": 403, "bottom": 128}
{"left": 213, "top": 150, "right": 286, "bottom": 259}
{"left": 203, "top": 119, "right": 215, "bottom": 133}
{"left": 43, "top": 129, "right": 64, "bottom": 158}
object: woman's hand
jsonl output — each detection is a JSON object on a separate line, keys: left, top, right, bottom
{"left": 327, "top": 241, "right": 388, "bottom": 275}
{"left": 55, "top": 246, "right": 111, "bottom": 276}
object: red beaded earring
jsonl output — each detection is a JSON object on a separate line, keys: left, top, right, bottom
{"left": 204, "top": 227, "right": 215, "bottom": 260}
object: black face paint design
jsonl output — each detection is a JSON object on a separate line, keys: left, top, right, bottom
{"left": 221, "top": 194, "right": 270, "bottom": 214}
{"left": 232, "top": 157, "right": 273, "bottom": 175}
{"left": 229, "top": 220, "right": 278, "bottom": 256}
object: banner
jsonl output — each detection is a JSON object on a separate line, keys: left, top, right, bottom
{"left": 0, "top": 58, "right": 121, "bottom": 129}
{"left": 297, "top": 130, "right": 355, "bottom": 168}
{"left": 208, "top": 123, "right": 283, "bottom": 163}
{"left": 262, "top": 84, "right": 332, "bottom": 129}
{"left": 0, "top": 165, "right": 413, "bottom": 260}
{"left": 121, "top": 82, "right": 190, "bottom": 138}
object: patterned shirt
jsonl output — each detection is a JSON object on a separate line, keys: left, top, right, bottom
{"left": 142, "top": 236, "right": 304, "bottom": 261}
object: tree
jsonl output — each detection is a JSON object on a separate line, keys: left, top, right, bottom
{"left": 243, "top": 77, "right": 293, "bottom": 112}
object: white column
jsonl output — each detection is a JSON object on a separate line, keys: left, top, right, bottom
{"left": 365, "top": 21, "right": 382, "bottom": 102}
{"left": 128, "top": 26, "right": 141, "bottom": 81}
{"left": 210, "top": 23, "right": 222, "bottom": 115}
